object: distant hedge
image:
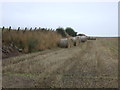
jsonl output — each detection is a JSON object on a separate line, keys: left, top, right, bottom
{"left": 56, "top": 27, "right": 68, "bottom": 37}
{"left": 65, "top": 27, "right": 77, "bottom": 37}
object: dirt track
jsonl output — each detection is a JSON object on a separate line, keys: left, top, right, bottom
{"left": 2, "top": 37, "right": 118, "bottom": 88}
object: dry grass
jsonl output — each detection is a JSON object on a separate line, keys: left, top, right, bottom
{"left": 2, "top": 29, "right": 62, "bottom": 53}
{"left": 96, "top": 37, "right": 118, "bottom": 57}
{"left": 2, "top": 37, "right": 118, "bottom": 88}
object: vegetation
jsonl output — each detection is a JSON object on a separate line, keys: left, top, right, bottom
{"left": 2, "top": 37, "right": 118, "bottom": 88}
{"left": 65, "top": 27, "right": 77, "bottom": 37}
{"left": 2, "top": 28, "right": 62, "bottom": 53}
{"left": 56, "top": 27, "right": 68, "bottom": 37}
{"left": 56, "top": 27, "right": 78, "bottom": 37}
{"left": 2, "top": 26, "right": 84, "bottom": 55}
{"left": 78, "top": 33, "right": 86, "bottom": 36}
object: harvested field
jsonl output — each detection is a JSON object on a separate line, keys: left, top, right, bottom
{"left": 2, "top": 37, "right": 118, "bottom": 88}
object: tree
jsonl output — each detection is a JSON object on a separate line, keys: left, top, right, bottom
{"left": 56, "top": 27, "right": 67, "bottom": 37}
{"left": 65, "top": 27, "right": 77, "bottom": 37}
{"left": 78, "top": 33, "right": 86, "bottom": 36}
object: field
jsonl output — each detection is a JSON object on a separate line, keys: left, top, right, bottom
{"left": 2, "top": 37, "right": 118, "bottom": 88}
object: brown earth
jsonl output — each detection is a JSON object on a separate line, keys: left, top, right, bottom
{"left": 2, "top": 37, "right": 118, "bottom": 88}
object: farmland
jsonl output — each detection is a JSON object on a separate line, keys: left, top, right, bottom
{"left": 2, "top": 37, "right": 118, "bottom": 88}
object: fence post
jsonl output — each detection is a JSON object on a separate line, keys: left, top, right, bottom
{"left": 34, "top": 27, "right": 37, "bottom": 30}
{"left": 8, "top": 26, "right": 11, "bottom": 31}
{"left": 39, "top": 27, "right": 41, "bottom": 30}
{"left": 30, "top": 27, "right": 32, "bottom": 31}
{"left": 23, "top": 27, "right": 27, "bottom": 33}
{"left": 25, "top": 27, "right": 27, "bottom": 30}
{"left": 18, "top": 27, "right": 20, "bottom": 31}
{"left": 2, "top": 26, "right": 4, "bottom": 31}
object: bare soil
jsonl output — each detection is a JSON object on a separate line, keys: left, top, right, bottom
{"left": 2, "top": 37, "right": 118, "bottom": 88}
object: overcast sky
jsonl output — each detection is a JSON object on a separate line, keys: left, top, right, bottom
{"left": 1, "top": 2, "right": 118, "bottom": 37}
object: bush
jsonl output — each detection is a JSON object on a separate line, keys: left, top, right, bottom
{"left": 78, "top": 33, "right": 86, "bottom": 36}
{"left": 65, "top": 27, "right": 77, "bottom": 37}
{"left": 56, "top": 27, "right": 67, "bottom": 37}
{"left": 28, "top": 38, "right": 38, "bottom": 53}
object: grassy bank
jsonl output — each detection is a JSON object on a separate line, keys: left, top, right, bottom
{"left": 2, "top": 28, "right": 62, "bottom": 53}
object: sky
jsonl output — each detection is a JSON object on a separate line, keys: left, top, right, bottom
{"left": 0, "top": 2, "right": 118, "bottom": 37}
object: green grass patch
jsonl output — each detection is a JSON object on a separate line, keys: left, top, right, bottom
{"left": 5, "top": 72, "right": 37, "bottom": 78}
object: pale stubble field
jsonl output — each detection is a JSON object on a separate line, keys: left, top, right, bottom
{"left": 2, "top": 37, "right": 118, "bottom": 88}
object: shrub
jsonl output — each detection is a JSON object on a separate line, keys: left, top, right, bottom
{"left": 28, "top": 38, "right": 38, "bottom": 53}
{"left": 65, "top": 27, "right": 77, "bottom": 37}
{"left": 56, "top": 27, "right": 67, "bottom": 37}
{"left": 78, "top": 33, "right": 86, "bottom": 36}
